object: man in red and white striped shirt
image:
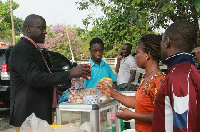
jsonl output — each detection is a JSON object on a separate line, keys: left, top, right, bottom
{"left": 152, "top": 20, "right": 200, "bottom": 132}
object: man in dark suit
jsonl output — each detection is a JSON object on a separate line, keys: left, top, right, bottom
{"left": 9, "top": 14, "right": 91, "bottom": 131}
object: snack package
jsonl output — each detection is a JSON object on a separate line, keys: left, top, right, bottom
{"left": 83, "top": 95, "right": 99, "bottom": 104}
{"left": 69, "top": 77, "right": 84, "bottom": 103}
{"left": 68, "top": 88, "right": 101, "bottom": 104}
{"left": 71, "top": 78, "right": 81, "bottom": 90}
{"left": 68, "top": 88, "right": 85, "bottom": 103}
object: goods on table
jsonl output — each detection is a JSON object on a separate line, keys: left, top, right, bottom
{"left": 100, "top": 77, "right": 113, "bottom": 100}
{"left": 68, "top": 88, "right": 110, "bottom": 104}
{"left": 101, "top": 77, "right": 113, "bottom": 87}
{"left": 60, "top": 77, "right": 114, "bottom": 104}
{"left": 83, "top": 94, "right": 99, "bottom": 104}
{"left": 68, "top": 88, "right": 95, "bottom": 104}
{"left": 71, "top": 77, "right": 84, "bottom": 90}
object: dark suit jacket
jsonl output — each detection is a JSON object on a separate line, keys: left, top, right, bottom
{"left": 9, "top": 37, "right": 70, "bottom": 126}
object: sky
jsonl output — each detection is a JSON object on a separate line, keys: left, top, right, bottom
{"left": 2, "top": 0, "right": 103, "bottom": 29}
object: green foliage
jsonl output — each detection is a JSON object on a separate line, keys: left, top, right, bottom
{"left": 0, "top": 0, "right": 23, "bottom": 43}
{"left": 76, "top": 0, "right": 200, "bottom": 49}
{"left": 194, "top": 0, "right": 200, "bottom": 13}
{"left": 76, "top": 0, "right": 156, "bottom": 57}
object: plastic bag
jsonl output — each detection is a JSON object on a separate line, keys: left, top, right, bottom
{"left": 58, "top": 89, "right": 69, "bottom": 104}
{"left": 20, "top": 113, "right": 51, "bottom": 132}
{"left": 80, "top": 121, "right": 90, "bottom": 132}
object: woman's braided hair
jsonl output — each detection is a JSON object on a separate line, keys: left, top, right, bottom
{"left": 139, "top": 34, "right": 162, "bottom": 62}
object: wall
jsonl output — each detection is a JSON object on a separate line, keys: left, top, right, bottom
{"left": 76, "top": 58, "right": 117, "bottom": 68}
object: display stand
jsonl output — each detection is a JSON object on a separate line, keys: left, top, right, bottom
{"left": 119, "top": 91, "right": 136, "bottom": 130}
{"left": 56, "top": 99, "right": 121, "bottom": 132}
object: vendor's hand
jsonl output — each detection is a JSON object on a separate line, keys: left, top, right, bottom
{"left": 69, "top": 64, "right": 91, "bottom": 79}
{"left": 116, "top": 107, "right": 134, "bottom": 121}
{"left": 96, "top": 81, "right": 114, "bottom": 96}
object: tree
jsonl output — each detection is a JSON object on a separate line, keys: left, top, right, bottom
{"left": 76, "top": 0, "right": 157, "bottom": 57}
{"left": 76, "top": 0, "right": 200, "bottom": 48}
{"left": 86, "top": 22, "right": 154, "bottom": 57}
{"left": 40, "top": 24, "right": 90, "bottom": 60}
{"left": 0, "top": 0, "right": 23, "bottom": 43}
{"left": 10, "top": 0, "right": 15, "bottom": 44}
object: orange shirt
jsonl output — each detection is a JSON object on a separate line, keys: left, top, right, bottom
{"left": 135, "top": 72, "right": 165, "bottom": 132}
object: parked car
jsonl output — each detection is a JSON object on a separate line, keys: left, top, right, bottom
{"left": 0, "top": 48, "right": 9, "bottom": 107}
{"left": 0, "top": 46, "right": 77, "bottom": 107}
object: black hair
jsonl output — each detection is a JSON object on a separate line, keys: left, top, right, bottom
{"left": 89, "top": 37, "right": 104, "bottom": 49}
{"left": 138, "top": 34, "right": 162, "bottom": 62}
{"left": 165, "top": 20, "right": 197, "bottom": 52}
{"left": 123, "top": 43, "right": 132, "bottom": 50}
{"left": 23, "top": 14, "right": 45, "bottom": 32}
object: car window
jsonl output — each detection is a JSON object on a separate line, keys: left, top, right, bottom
{"left": 0, "top": 49, "right": 6, "bottom": 70}
{"left": 0, "top": 49, "right": 6, "bottom": 55}
{"left": 0, "top": 57, "right": 3, "bottom": 70}
{"left": 4, "top": 47, "right": 13, "bottom": 63}
{"left": 48, "top": 52, "right": 71, "bottom": 69}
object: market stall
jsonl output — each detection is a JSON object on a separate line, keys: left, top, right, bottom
{"left": 119, "top": 91, "right": 136, "bottom": 130}
{"left": 56, "top": 98, "right": 121, "bottom": 132}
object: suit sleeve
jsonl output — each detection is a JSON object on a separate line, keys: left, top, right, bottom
{"left": 10, "top": 45, "right": 70, "bottom": 89}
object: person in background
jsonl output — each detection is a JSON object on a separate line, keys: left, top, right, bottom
{"left": 152, "top": 20, "right": 200, "bottom": 131}
{"left": 115, "top": 43, "right": 137, "bottom": 89}
{"left": 194, "top": 46, "right": 200, "bottom": 64}
{"left": 84, "top": 37, "right": 117, "bottom": 89}
{"left": 96, "top": 34, "right": 165, "bottom": 132}
{"left": 9, "top": 14, "right": 91, "bottom": 132}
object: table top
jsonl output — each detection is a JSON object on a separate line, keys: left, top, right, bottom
{"left": 57, "top": 98, "right": 119, "bottom": 112}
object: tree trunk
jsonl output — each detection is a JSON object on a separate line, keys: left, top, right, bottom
{"left": 10, "top": 0, "right": 15, "bottom": 45}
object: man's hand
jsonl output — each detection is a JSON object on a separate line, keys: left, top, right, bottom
{"left": 69, "top": 64, "right": 91, "bottom": 79}
{"left": 115, "top": 52, "right": 123, "bottom": 73}
{"left": 117, "top": 52, "right": 123, "bottom": 60}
